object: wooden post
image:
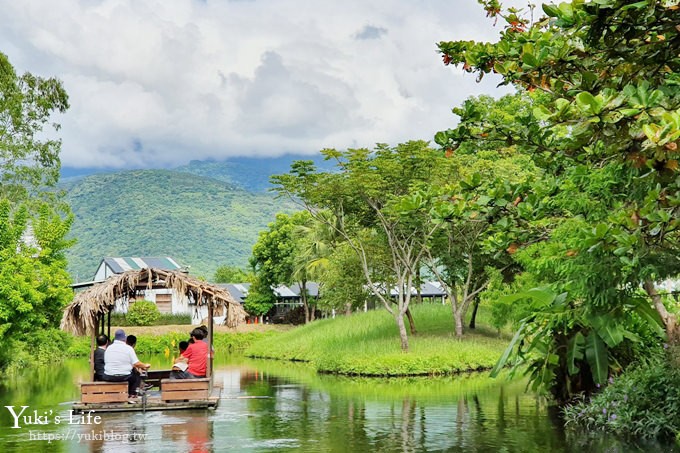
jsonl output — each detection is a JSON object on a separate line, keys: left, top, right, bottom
{"left": 207, "top": 302, "right": 214, "bottom": 380}
{"left": 89, "top": 318, "right": 96, "bottom": 381}
{"left": 107, "top": 309, "right": 111, "bottom": 340}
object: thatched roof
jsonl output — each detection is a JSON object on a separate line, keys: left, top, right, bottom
{"left": 61, "top": 268, "right": 247, "bottom": 335}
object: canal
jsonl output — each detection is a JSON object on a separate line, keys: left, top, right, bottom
{"left": 0, "top": 355, "right": 673, "bottom": 452}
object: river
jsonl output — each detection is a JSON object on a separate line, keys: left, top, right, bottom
{"left": 0, "top": 355, "right": 674, "bottom": 452}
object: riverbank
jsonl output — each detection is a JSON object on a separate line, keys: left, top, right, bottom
{"left": 244, "top": 303, "right": 511, "bottom": 376}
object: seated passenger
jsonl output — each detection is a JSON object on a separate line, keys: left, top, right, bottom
{"left": 174, "top": 328, "right": 208, "bottom": 379}
{"left": 103, "top": 329, "right": 151, "bottom": 398}
{"left": 93, "top": 334, "right": 108, "bottom": 381}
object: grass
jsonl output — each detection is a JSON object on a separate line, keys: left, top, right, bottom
{"left": 245, "top": 303, "right": 511, "bottom": 376}
{"left": 63, "top": 326, "right": 285, "bottom": 358}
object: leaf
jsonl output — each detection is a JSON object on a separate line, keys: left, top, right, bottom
{"left": 542, "top": 3, "right": 560, "bottom": 17}
{"left": 575, "top": 92, "right": 602, "bottom": 115}
{"left": 567, "top": 332, "right": 585, "bottom": 375}
{"left": 490, "top": 321, "right": 526, "bottom": 377}
{"left": 633, "top": 302, "right": 666, "bottom": 338}
{"left": 585, "top": 333, "right": 608, "bottom": 384}
{"left": 533, "top": 106, "right": 553, "bottom": 121}
{"left": 589, "top": 315, "right": 624, "bottom": 348}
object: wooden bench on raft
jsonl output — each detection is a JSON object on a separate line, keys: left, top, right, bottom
{"left": 80, "top": 381, "right": 128, "bottom": 404}
{"left": 160, "top": 378, "right": 210, "bottom": 402}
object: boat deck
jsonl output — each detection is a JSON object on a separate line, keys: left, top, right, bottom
{"left": 72, "top": 385, "right": 222, "bottom": 413}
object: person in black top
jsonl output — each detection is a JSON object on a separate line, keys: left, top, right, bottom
{"left": 93, "top": 334, "right": 108, "bottom": 381}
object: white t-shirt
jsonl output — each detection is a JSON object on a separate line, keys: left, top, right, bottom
{"left": 104, "top": 340, "right": 139, "bottom": 376}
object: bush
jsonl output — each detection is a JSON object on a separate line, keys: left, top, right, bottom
{"left": 126, "top": 300, "right": 160, "bottom": 326}
{"left": 563, "top": 358, "right": 680, "bottom": 440}
{"left": 110, "top": 311, "right": 192, "bottom": 326}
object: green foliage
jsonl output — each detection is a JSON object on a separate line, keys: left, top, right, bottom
{"left": 213, "top": 265, "right": 252, "bottom": 283}
{"left": 563, "top": 359, "right": 680, "bottom": 440}
{"left": 1, "top": 329, "right": 74, "bottom": 372}
{"left": 62, "top": 169, "right": 294, "bottom": 281}
{"left": 0, "top": 201, "right": 74, "bottom": 366}
{"left": 109, "top": 312, "right": 192, "bottom": 326}
{"left": 63, "top": 331, "right": 272, "bottom": 357}
{"left": 245, "top": 304, "right": 509, "bottom": 376}
{"left": 490, "top": 286, "right": 666, "bottom": 403}
{"left": 248, "top": 211, "right": 312, "bottom": 315}
{"left": 0, "top": 51, "right": 69, "bottom": 200}
{"left": 436, "top": 0, "right": 680, "bottom": 401}
{"left": 126, "top": 300, "right": 160, "bottom": 326}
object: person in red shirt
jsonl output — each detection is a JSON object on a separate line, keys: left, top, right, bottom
{"left": 182, "top": 328, "right": 209, "bottom": 378}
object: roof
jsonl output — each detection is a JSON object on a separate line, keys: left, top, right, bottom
{"left": 219, "top": 283, "right": 251, "bottom": 304}
{"left": 289, "top": 282, "right": 319, "bottom": 298}
{"left": 62, "top": 268, "right": 247, "bottom": 335}
{"left": 99, "top": 257, "right": 183, "bottom": 275}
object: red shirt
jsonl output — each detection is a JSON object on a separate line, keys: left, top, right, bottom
{"left": 182, "top": 340, "right": 208, "bottom": 377}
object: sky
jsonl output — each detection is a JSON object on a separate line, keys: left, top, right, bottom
{"left": 0, "top": 0, "right": 524, "bottom": 170}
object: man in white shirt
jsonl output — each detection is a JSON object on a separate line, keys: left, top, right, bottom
{"left": 103, "top": 329, "right": 150, "bottom": 398}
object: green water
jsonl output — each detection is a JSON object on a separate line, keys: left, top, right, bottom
{"left": 0, "top": 355, "right": 674, "bottom": 452}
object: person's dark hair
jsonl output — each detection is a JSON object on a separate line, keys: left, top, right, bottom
{"left": 126, "top": 335, "right": 137, "bottom": 348}
{"left": 199, "top": 325, "right": 209, "bottom": 337}
{"left": 179, "top": 341, "right": 189, "bottom": 353}
{"left": 190, "top": 328, "right": 205, "bottom": 340}
{"left": 96, "top": 334, "right": 109, "bottom": 347}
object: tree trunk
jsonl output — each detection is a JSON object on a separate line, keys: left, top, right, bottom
{"left": 405, "top": 308, "right": 416, "bottom": 335}
{"left": 345, "top": 303, "right": 352, "bottom": 316}
{"left": 451, "top": 303, "right": 464, "bottom": 338}
{"left": 301, "top": 283, "right": 310, "bottom": 324}
{"left": 396, "top": 312, "right": 409, "bottom": 352}
{"left": 468, "top": 296, "right": 480, "bottom": 330}
{"left": 644, "top": 279, "right": 679, "bottom": 344}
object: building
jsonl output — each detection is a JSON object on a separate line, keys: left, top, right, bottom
{"left": 72, "top": 256, "right": 202, "bottom": 322}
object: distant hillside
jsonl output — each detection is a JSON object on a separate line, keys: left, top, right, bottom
{"left": 63, "top": 169, "right": 294, "bottom": 282}
{"left": 174, "top": 155, "right": 336, "bottom": 192}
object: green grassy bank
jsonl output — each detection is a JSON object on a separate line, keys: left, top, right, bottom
{"left": 245, "top": 303, "right": 510, "bottom": 376}
{"left": 2, "top": 329, "right": 276, "bottom": 373}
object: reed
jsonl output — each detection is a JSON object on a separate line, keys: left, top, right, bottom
{"left": 245, "top": 303, "right": 510, "bottom": 376}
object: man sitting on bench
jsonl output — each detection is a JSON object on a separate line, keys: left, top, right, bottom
{"left": 103, "top": 329, "right": 151, "bottom": 399}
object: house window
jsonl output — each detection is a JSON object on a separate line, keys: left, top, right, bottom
{"left": 155, "top": 293, "right": 172, "bottom": 314}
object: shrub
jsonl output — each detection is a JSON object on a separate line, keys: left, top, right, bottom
{"left": 126, "top": 300, "right": 160, "bottom": 326}
{"left": 563, "top": 358, "right": 680, "bottom": 440}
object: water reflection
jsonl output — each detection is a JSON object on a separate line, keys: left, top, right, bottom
{"left": 0, "top": 356, "right": 676, "bottom": 452}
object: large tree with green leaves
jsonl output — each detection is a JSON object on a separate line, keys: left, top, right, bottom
{"left": 248, "top": 211, "right": 315, "bottom": 321}
{"left": 0, "top": 52, "right": 69, "bottom": 201}
{"left": 0, "top": 52, "right": 72, "bottom": 367}
{"left": 274, "top": 141, "right": 448, "bottom": 351}
{"left": 437, "top": 0, "right": 679, "bottom": 400}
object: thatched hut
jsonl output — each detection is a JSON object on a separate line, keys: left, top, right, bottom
{"left": 61, "top": 268, "right": 247, "bottom": 335}
{"left": 61, "top": 268, "right": 247, "bottom": 379}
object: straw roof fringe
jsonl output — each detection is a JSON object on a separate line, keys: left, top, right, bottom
{"left": 61, "top": 268, "right": 247, "bottom": 335}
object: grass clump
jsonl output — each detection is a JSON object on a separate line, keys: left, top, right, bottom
{"left": 245, "top": 303, "right": 509, "bottom": 376}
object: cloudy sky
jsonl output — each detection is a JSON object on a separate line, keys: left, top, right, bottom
{"left": 1, "top": 0, "right": 523, "bottom": 170}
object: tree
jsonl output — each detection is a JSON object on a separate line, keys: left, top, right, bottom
{"left": 0, "top": 53, "right": 72, "bottom": 368}
{"left": 0, "top": 51, "right": 69, "bottom": 201}
{"left": 0, "top": 200, "right": 74, "bottom": 366}
{"left": 213, "top": 265, "right": 252, "bottom": 284}
{"left": 437, "top": 0, "right": 680, "bottom": 398}
{"left": 248, "top": 211, "right": 313, "bottom": 320}
{"left": 274, "top": 141, "right": 448, "bottom": 351}
{"left": 426, "top": 96, "right": 539, "bottom": 337}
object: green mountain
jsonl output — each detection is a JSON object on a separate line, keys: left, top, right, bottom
{"left": 174, "top": 156, "right": 335, "bottom": 193}
{"left": 63, "top": 169, "right": 293, "bottom": 282}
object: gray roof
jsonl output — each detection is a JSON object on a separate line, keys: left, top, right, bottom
{"left": 101, "top": 257, "right": 183, "bottom": 274}
{"left": 219, "top": 283, "right": 251, "bottom": 304}
{"left": 289, "top": 282, "right": 319, "bottom": 297}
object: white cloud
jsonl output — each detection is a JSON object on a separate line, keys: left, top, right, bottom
{"left": 0, "top": 0, "right": 525, "bottom": 169}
